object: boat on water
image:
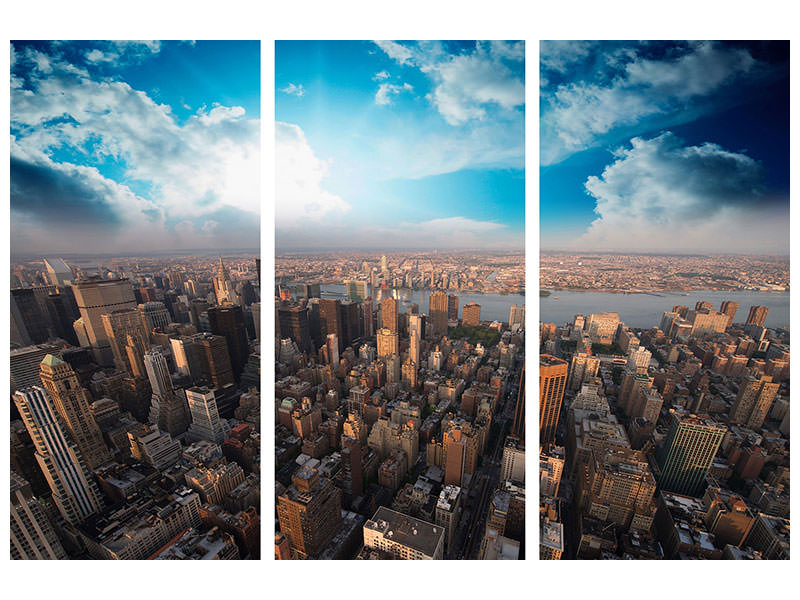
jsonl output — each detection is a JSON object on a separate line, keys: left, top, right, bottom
{"left": 553, "top": 296, "right": 559, "bottom": 300}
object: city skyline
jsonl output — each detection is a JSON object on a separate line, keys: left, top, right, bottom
{"left": 540, "top": 41, "right": 789, "bottom": 254}
{"left": 276, "top": 40, "right": 525, "bottom": 251}
{"left": 10, "top": 40, "right": 260, "bottom": 254}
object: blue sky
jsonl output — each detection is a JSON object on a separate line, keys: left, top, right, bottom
{"left": 275, "top": 40, "right": 525, "bottom": 250}
{"left": 540, "top": 41, "right": 789, "bottom": 254}
{"left": 10, "top": 40, "right": 260, "bottom": 255}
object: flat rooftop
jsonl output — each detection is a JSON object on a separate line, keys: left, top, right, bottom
{"left": 364, "top": 506, "right": 443, "bottom": 557}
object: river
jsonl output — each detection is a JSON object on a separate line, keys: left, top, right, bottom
{"left": 540, "top": 290, "right": 789, "bottom": 329}
{"left": 320, "top": 284, "right": 525, "bottom": 323}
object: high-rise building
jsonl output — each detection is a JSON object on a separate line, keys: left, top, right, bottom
{"left": 746, "top": 305, "right": 769, "bottom": 327}
{"left": 429, "top": 291, "right": 448, "bottom": 337}
{"left": 208, "top": 304, "right": 249, "bottom": 381}
{"left": 186, "top": 386, "right": 231, "bottom": 444}
{"left": 345, "top": 280, "right": 369, "bottom": 303}
{"left": 319, "top": 299, "right": 343, "bottom": 352}
{"left": 128, "top": 424, "right": 182, "bottom": 470}
{"left": 38, "top": 354, "right": 112, "bottom": 469}
{"left": 42, "top": 257, "right": 73, "bottom": 287}
{"left": 720, "top": 301, "right": 739, "bottom": 328}
{"left": 512, "top": 365, "right": 525, "bottom": 440}
{"left": 408, "top": 313, "right": 425, "bottom": 340}
{"left": 363, "top": 506, "right": 444, "bottom": 560}
{"left": 361, "top": 298, "right": 374, "bottom": 339}
{"left": 14, "top": 387, "right": 104, "bottom": 525}
{"left": 509, "top": 304, "right": 525, "bottom": 331}
{"left": 10, "top": 472, "right": 67, "bottom": 560}
{"left": 138, "top": 301, "right": 170, "bottom": 332}
{"left": 381, "top": 296, "right": 399, "bottom": 334}
{"left": 339, "top": 300, "right": 361, "bottom": 348}
{"left": 277, "top": 466, "right": 343, "bottom": 559}
{"left": 197, "top": 333, "right": 235, "bottom": 389}
{"left": 376, "top": 328, "right": 399, "bottom": 359}
{"left": 447, "top": 294, "right": 458, "bottom": 322}
{"left": 101, "top": 308, "right": 150, "bottom": 376}
{"left": 72, "top": 277, "right": 137, "bottom": 366}
{"left": 502, "top": 437, "right": 525, "bottom": 484}
{"left": 277, "top": 304, "right": 311, "bottom": 353}
{"left": 462, "top": 302, "right": 481, "bottom": 327}
{"left": 540, "top": 356, "right": 567, "bottom": 448}
{"left": 658, "top": 411, "right": 726, "bottom": 496}
{"left": 566, "top": 352, "right": 600, "bottom": 393}
{"left": 730, "top": 375, "right": 780, "bottom": 430}
{"left": 144, "top": 348, "right": 190, "bottom": 437}
{"left": 213, "top": 255, "right": 239, "bottom": 305}
{"left": 11, "top": 288, "right": 50, "bottom": 345}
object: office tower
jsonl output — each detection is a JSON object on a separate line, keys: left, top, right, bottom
{"left": 566, "top": 352, "right": 600, "bottom": 392}
{"left": 685, "top": 308, "right": 729, "bottom": 335}
{"left": 72, "top": 277, "right": 137, "bottom": 365}
{"left": 447, "top": 294, "right": 458, "bottom": 321}
{"left": 442, "top": 426, "right": 480, "bottom": 486}
{"left": 720, "top": 300, "right": 739, "bottom": 328}
{"left": 408, "top": 312, "right": 425, "bottom": 340}
{"left": 658, "top": 411, "right": 726, "bottom": 496}
{"left": 319, "top": 299, "right": 343, "bottom": 352}
{"left": 540, "top": 355, "right": 567, "bottom": 448}
{"left": 189, "top": 298, "right": 211, "bottom": 330}
{"left": 502, "top": 437, "right": 525, "bottom": 484}
{"left": 401, "top": 358, "right": 418, "bottom": 390}
{"left": 381, "top": 296, "right": 399, "bottom": 334}
{"left": 339, "top": 300, "right": 361, "bottom": 348}
{"left": 695, "top": 301, "right": 713, "bottom": 311}
{"left": 277, "top": 304, "right": 311, "bottom": 353}
{"left": 186, "top": 386, "right": 231, "bottom": 444}
{"left": 39, "top": 354, "right": 112, "bottom": 469}
{"left": 361, "top": 297, "right": 374, "bottom": 338}
{"left": 128, "top": 424, "right": 182, "bottom": 470}
{"left": 10, "top": 343, "right": 62, "bottom": 393}
{"left": 744, "top": 305, "right": 771, "bottom": 329}
{"left": 14, "top": 387, "right": 104, "bottom": 525}
{"left": 363, "top": 507, "right": 444, "bottom": 560}
{"left": 10, "top": 472, "right": 67, "bottom": 560}
{"left": 145, "top": 348, "right": 190, "bottom": 437}
{"left": 435, "top": 485, "right": 462, "bottom": 555}
{"left": 277, "top": 466, "right": 343, "bottom": 559}
{"left": 429, "top": 291, "right": 448, "bottom": 337}
{"left": 462, "top": 302, "right": 481, "bottom": 327}
{"left": 512, "top": 365, "right": 525, "bottom": 440}
{"left": 171, "top": 336, "right": 200, "bottom": 379}
{"left": 138, "top": 301, "right": 170, "bottom": 331}
{"left": 44, "top": 292, "right": 79, "bottom": 345}
{"left": 197, "top": 333, "right": 235, "bottom": 388}
{"left": 214, "top": 255, "right": 238, "bottom": 305}
{"left": 409, "top": 331, "right": 421, "bottom": 366}
{"left": 584, "top": 312, "right": 620, "bottom": 343}
{"left": 377, "top": 328, "right": 399, "bottom": 359}
{"left": 340, "top": 436, "right": 364, "bottom": 500}
{"left": 208, "top": 304, "right": 249, "bottom": 381}
{"left": 101, "top": 308, "right": 150, "bottom": 376}
{"left": 509, "top": 304, "right": 525, "bottom": 331}
{"left": 345, "top": 280, "right": 369, "bottom": 302}
{"left": 730, "top": 375, "right": 780, "bottom": 430}
{"left": 251, "top": 301, "right": 261, "bottom": 341}
{"left": 11, "top": 288, "right": 50, "bottom": 345}
{"left": 43, "top": 257, "right": 73, "bottom": 286}
{"left": 380, "top": 255, "right": 388, "bottom": 273}
{"left": 325, "top": 333, "right": 340, "bottom": 367}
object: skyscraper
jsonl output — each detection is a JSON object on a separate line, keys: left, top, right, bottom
{"left": 319, "top": 299, "right": 343, "bottom": 352}
{"left": 720, "top": 300, "right": 739, "bottom": 328}
{"left": 540, "top": 355, "right": 568, "bottom": 448}
{"left": 197, "top": 333, "right": 235, "bottom": 388}
{"left": 278, "top": 304, "right": 311, "bottom": 353}
{"left": 509, "top": 304, "right": 525, "bottom": 331}
{"left": 145, "top": 348, "right": 190, "bottom": 437}
{"left": 14, "top": 387, "right": 104, "bottom": 525}
{"left": 186, "top": 386, "right": 232, "bottom": 444}
{"left": 658, "top": 411, "right": 726, "bottom": 496}
{"left": 71, "top": 277, "right": 137, "bottom": 366}
{"left": 447, "top": 293, "right": 459, "bottom": 322}
{"left": 746, "top": 305, "right": 769, "bottom": 327}
{"left": 277, "top": 466, "right": 343, "bottom": 559}
{"left": 208, "top": 304, "right": 249, "bottom": 381}
{"left": 10, "top": 472, "right": 67, "bottom": 560}
{"left": 429, "top": 291, "right": 448, "bottom": 337}
{"left": 38, "top": 354, "right": 112, "bottom": 469}
{"left": 101, "top": 308, "right": 150, "bottom": 376}
{"left": 376, "top": 328, "right": 399, "bottom": 359}
{"left": 462, "top": 302, "right": 481, "bottom": 327}
{"left": 214, "top": 255, "right": 239, "bottom": 305}
{"left": 730, "top": 375, "right": 780, "bottom": 430}
{"left": 42, "top": 257, "right": 73, "bottom": 287}
{"left": 512, "top": 364, "right": 526, "bottom": 440}
{"left": 381, "top": 296, "right": 399, "bottom": 334}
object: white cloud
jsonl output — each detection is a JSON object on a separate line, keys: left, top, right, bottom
{"left": 375, "top": 82, "right": 413, "bottom": 105}
{"left": 373, "top": 70, "right": 390, "bottom": 81}
{"left": 279, "top": 83, "right": 305, "bottom": 97}
{"left": 10, "top": 43, "right": 260, "bottom": 240}
{"left": 276, "top": 121, "right": 350, "bottom": 226}
{"left": 541, "top": 42, "right": 758, "bottom": 164}
{"left": 374, "top": 41, "right": 524, "bottom": 125}
{"left": 540, "top": 41, "right": 595, "bottom": 73}
{"left": 573, "top": 132, "right": 787, "bottom": 253}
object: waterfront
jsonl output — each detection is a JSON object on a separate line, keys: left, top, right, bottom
{"left": 540, "top": 290, "right": 789, "bottom": 329}
{"left": 320, "top": 285, "right": 525, "bottom": 324}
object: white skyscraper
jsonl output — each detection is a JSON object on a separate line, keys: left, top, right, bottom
{"left": 186, "top": 387, "right": 231, "bottom": 444}
{"left": 14, "top": 387, "right": 104, "bottom": 525}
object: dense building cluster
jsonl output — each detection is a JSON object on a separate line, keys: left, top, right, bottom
{"left": 9, "top": 254, "right": 261, "bottom": 560}
{"left": 540, "top": 298, "right": 789, "bottom": 560}
{"left": 275, "top": 259, "right": 525, "bottom": 560}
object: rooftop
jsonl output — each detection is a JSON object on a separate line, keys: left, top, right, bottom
{"left": 364, "top": 506, "right": 443, "bottom": 557}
